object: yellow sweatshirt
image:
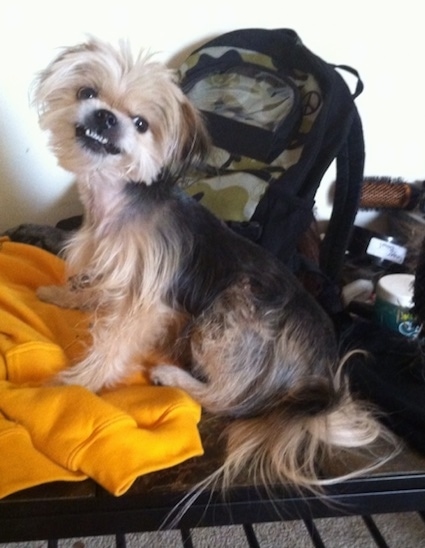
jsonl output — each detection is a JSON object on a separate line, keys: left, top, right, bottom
{"left": 0, "top": 238, "right": 203, "bottom": 498}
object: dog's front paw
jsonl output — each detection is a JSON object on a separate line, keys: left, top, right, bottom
{"left": 49, "top": 367, "right": 104, "bottom": 393}
{"left": 150, "top": 364, "right": 184, "bottom": 387}
{"left": 44, "top": 373, "right": 68, "bottom": 387}
{"left": 37, "top": 285, "right": 83, "bottom": 309}
{"left": 37, "top": 285, "right": 68, "bottom": 306}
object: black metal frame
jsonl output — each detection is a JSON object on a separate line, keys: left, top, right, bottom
{"left": 2, "top": 468, "right": 425, "bottom": 545}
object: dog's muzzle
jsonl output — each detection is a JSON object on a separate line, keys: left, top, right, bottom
{"left": 76, "top": 109, "right": 121, "bottom": 155}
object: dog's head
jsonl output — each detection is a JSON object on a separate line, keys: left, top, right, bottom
{"left": 33, "top": 38, "right": 210, "bottom": 185}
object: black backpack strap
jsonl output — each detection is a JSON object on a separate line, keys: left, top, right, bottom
{"left": 332, "top": 64, "right": 364, "bottom": 99}
{"left": 319, "top": 108, "right": 365, "bottom": 281}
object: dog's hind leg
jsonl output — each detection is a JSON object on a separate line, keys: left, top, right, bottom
{"left": 150, "top": 365, "right": 209, "bottom": 400}
{"left": 150, "top": 361, "right": 240, "bottom": 414}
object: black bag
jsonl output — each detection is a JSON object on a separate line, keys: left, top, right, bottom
{"left": 179, "top": 28, "right": 365, "bottom": 307}
{"left": 342, "top": 316, "right": 425, "bottom": 455}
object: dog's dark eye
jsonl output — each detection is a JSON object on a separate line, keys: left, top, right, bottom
{"left": 77, "top": 87, "right": 98, "bottom": 100}
{"left": 133, "top": 116, "right": 149, "bottom": 133}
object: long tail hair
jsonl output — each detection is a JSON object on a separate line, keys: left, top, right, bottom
{"left": 221, "top": 373, "right": 395, "bottom": 492}
{"left": 163, "top": 354, "right": 398, "bottom": 529}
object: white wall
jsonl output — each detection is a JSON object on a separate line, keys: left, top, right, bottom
{"left": 0, "top": 0, "right": 423, "bottom": 232}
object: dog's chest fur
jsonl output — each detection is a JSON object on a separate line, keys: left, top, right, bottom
{"left": 71, "top": 177, "right": 336, "bottom": 366}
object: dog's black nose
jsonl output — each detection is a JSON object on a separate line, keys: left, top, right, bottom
{"left": 95, "top": 109, "right": 117, "bottom": 130}
{"left": 77, "top": 108, "right": 121, "bottom": 155}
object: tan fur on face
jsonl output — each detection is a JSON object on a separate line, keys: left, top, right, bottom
{"left": 33, "top": 38, "right": 209, "bottom": 185}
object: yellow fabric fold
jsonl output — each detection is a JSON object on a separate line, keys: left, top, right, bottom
{"left": 0, "top": 413, "right": 87, "bottom": 498}
{"left": 0, "top": 239, "right": 203, "bottom": 498}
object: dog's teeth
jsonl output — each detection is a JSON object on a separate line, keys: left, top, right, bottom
{"left": 85, "top": 128, "right": 108, "bottom": 145}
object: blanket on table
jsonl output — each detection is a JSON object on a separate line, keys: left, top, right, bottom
{"left": 0, "top": 238, "right": 203, "bottom": 498}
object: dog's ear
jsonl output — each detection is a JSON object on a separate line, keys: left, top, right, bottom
{"left": 31, "top": 43, "right": 85, "bottom": 120}
{"left": 32, "top": 40, "right": 105, "bottom": 120}
{"left": 176, "top": 99, "right": 211, "bottom": 169}
{"left": 31, "top": 56, "right": 60, "bottom": 120}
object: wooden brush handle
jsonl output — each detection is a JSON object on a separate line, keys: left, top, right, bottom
{"left": 360, "top": 179, "right": 421, "bottom": 210}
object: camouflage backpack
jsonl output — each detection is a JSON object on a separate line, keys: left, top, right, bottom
{"left": 179, "top": 28, "right": 365, "bottom": 310}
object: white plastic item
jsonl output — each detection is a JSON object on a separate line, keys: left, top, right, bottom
{"left": 374, "top": 273, "right": 420, "bottom": 338}
{"left": 375, "top": 273, "right": 415, "bottom": 307}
